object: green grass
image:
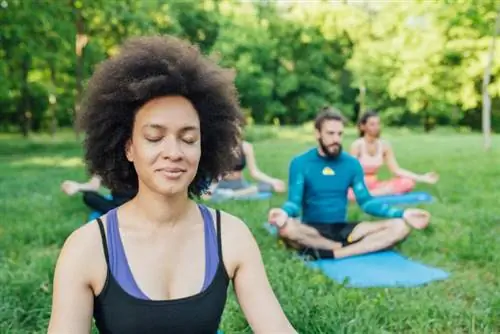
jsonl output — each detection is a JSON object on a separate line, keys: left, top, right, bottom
{"left": 1, "top": 127, "right": 499, "bottom": 333}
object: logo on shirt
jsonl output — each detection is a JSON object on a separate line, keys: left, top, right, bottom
{"left": 322, "top": 166, "right": 335, "bottom": 176}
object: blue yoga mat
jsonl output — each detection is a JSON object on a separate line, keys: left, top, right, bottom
{"left": 209, "top": 191, "right": 272, "bottom": 203}
{"left": 369, "top": 191, "right": 435, "bottom": 206}
{"left": 88, "top": 211, "right": 102, "bottom": 221}
{"left": 263, "top": 222, "right": 449, "bottom": 288}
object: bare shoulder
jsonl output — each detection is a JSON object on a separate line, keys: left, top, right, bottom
{"left": 242, "top": 140, "right": 253, "bottom": 153}
{"left": 379, "top": 138, "right": 392, "bottom": 151}
{"left": 351, "top": 138, "right": 363, "bottom": 146}
{"left": 62, "top": 219, "right": 103, "bottom": 255}
{"left": 55, "top": 218, "right": 107, "bottom": 284}
{"left": 350, "top": 138, "right": 363, "bottom": 150}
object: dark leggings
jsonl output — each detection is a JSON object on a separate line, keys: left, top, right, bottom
{"left": 82, "top": 191, "right": 130, "bottom": 214}
{"left": 297, "top": 222, "right": 360, "bottom": 260}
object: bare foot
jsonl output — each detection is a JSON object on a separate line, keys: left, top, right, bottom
{"left": 403, "top": 208, "right": 431, "bottom": 229}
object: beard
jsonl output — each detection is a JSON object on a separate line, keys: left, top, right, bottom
{"left": 318, "top": 138, "right": 342, "bottom": 159}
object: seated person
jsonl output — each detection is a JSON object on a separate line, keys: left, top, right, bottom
{"left": 209, "top": 139, "right": 286, "bottom": 198}
{"left": 61, "top": 175, "right": 136, "bottom": 214}
{"left": 267, "top": 107, "right": 431, "bottom": 260}
{"left": 349, "top": 110, "right": 439, "bottom": 199}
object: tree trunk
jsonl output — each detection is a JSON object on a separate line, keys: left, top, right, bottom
{"left": 482, "top": 7, "right": 500, "bottom": 150}
{"left": 74, "top": 0, "right": 87, "bottom": 140}
{"left": 18, "top": 54, "right": 32, "bottom": 137}
{"left": 422, "top": 100, "right": 434, "bottom": 133}
{"left": 49, "top": 61, "right": 58, "bottom": 137}
{"left": 357, "top": 83, "right": 366, "bottom": 121}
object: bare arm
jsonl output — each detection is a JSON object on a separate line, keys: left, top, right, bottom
{"left": 383, "top": 142, "right": 425, "bottom": 181}
{"left": 230, "top": 219, "right": 297, "bottom": 333}
{"left": 350, "top": 140, "right": 361, "bottom": 158}
{"left": 61, "top": 175, "right": 102, "bottom": 196}
{"left": 243, "top": 141, "right": 280, "bottom": 185}
{"left": 80, "top": 175, "right": 102, "bottom": 192}
{"left": 47, "top": 226, "right": 97, "bottom": 334}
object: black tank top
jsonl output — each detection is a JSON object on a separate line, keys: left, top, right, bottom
{"left": 93, "top": 210, "right": 230, "bottom": 334}
{"left": 232, "top": 145, "right": 246, "bottom": 171}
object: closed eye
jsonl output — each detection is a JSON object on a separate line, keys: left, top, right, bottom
{"left": 145, "top": 136, "right": 162, "bottom": 142}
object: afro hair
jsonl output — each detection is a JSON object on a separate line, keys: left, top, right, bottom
{"left": 78, "top": 35, "right": 245, "bottom": 197}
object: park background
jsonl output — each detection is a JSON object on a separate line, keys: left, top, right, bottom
{"left": 1, "top": 0, "right": 499, "bottom": 333}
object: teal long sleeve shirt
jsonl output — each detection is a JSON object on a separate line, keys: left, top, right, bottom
{"left": 281, "top": 148, "right": 405, "bottom": 223}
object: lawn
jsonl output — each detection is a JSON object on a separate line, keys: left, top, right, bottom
{"left": 0, "top": 127, "right": 499, "bottom": 333}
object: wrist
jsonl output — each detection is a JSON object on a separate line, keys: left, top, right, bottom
{"left": 276, "top": 217, "right": 289, "bottom": 229}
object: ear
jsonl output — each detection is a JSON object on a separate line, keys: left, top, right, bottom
{"left": 125, "top": 139, "right": 134, "bottom": 162}
{"left": 314, "top": 128, "right": 321, "bottom": 139}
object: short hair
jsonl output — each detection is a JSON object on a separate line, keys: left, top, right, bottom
{"left": 357, "top": 109, "right": 379, "bottom": 137}
{"left": 314, "top": 106, "right": 346, "bottom": 131}
{"left": 78, "top": 35, "right": 244, "bottom": 198}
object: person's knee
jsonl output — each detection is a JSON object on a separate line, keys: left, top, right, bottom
{"left": 257, "top": 182, "right": 273, "bottom": 193}
{"left": 389, "top": 218, "right": 411, "bottom": 241}
{"left": 400, "top": 177, "right": 416, "bottom": 191}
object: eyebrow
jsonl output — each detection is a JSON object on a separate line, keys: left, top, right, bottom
{"left": 142, "top": 124, "right": 199, "bottom": 132}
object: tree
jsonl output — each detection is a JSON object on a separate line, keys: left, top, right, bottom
{"left": 482, "top": 6, "right": 500, "bottom": 150}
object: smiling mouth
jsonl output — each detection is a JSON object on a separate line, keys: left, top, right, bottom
{"left": 157, "top": 167, "right": 187, "bottom": 179}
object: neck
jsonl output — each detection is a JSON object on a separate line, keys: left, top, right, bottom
{"left": 317, "top": 146, "right": 326, "bottom": 157}
{"left": 316, "top": 147, "right": 339, "bottom": 160}
{"left": 129, "top": 186, "right": 194, "bottom": 227}
{"left": 364, "top": 135, "right": 377, "bottom": 143}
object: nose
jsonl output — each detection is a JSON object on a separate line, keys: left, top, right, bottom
{"left": 160, "top": 137, "right": 183, "bottom": 160}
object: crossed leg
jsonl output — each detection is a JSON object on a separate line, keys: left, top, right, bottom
{"left": 279, "top": 220, "right": 343, "bottom": 251}
{"left": 278, "top": 218, "right": 411, "bottom": 259}
{"left": 333, "top": 219, "right": 410, "bottom": 259}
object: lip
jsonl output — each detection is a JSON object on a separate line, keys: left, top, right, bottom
{"left": 156, "top": 167, "right": 187, "bottom": 180}
{"left": 156, "top": 167, "right": 187, "bottom": 173}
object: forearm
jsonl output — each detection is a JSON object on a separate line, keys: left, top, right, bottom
{"left": 79, "top": 175, "right": 102, "bottom": 192}
{"left": 251, "top": 170, "right": 276, "bottom": 184}
{"left": 282, "top": 159, "right": 304, "bottom": 218}
{"left": 394, "top": 168, "right": 422, "bottom": 181}
{"left": 353, "top": 176, "right": 404, "bottom": 218}
{"left": 360, "top": 199, "right": 405, "bottom": 218}
{"left": 233, "top": 185, "right": 259, "bottom": 196}
{"left": 77, "top": 182, "right": 100, "bottom": 192}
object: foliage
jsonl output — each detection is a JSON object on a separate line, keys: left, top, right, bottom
{"left": 0, "top": 0, "right": 499, "bottom": 135}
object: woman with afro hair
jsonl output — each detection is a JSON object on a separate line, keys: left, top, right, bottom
{"left": 48, "top": 35, "right": 296, "bottom": 334}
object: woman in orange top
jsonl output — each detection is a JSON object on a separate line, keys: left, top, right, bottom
{"left": 349, "top": 110, "right": 438, "bottom": 200}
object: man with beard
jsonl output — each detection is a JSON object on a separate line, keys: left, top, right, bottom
{"left": 267, "top": 107, "right": 431, "bottom": 259}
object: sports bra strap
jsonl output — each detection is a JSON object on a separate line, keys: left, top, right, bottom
{"left": 215, "top": 209, "right": 223, "bottom": 262}
{"left": 96, "top": 217, "right": 110, "bottom": 266}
